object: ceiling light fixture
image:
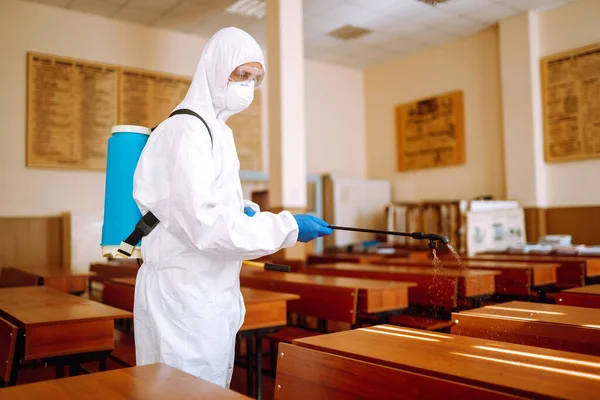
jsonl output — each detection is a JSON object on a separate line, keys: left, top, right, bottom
{"left": 225, "top": 0, "right": 266, "bottom": 19}
{"left": 327, "top": 25, "right": 372, "bottom": 40}
{"left": 416, "top": 0, "right": 452, "bottom": 6}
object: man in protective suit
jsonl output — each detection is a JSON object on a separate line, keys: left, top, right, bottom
{"left": 132, "top": 27, "right": 332, "bottom": 388}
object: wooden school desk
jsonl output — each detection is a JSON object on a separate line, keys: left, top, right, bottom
{"left": 0, "top": 363, "right": 250, "bottom": 400}
{"left": 451, "top": 301, "right": 600, "bottom": 356}
{"left": 306, "top": 252, "right": 388, "bottom": 265}
{"left": 304, "top": 263, "right": 498, "bottom": 310}
{"left": 558, "top": 284, "right": 600, "bottom": 308}
{"left": 0, "top": 266, "right": 95, "bottom": 294}
{"left": 377, "top": 258, "right": 558, "bottom": 297}
{"left": 240, "top": 267, "right": 416, "bottom": 325}
{"left": 0, "top": 286, "right": 131, "bottom": 385}
{"left": 101, "top": 277, "right": 298, "bottom": 400}
{"left": 275, "top": 325, "right": 600, "bottom": 399}
{"left": 469, "top": 253, "right": 600, "bottom": 288}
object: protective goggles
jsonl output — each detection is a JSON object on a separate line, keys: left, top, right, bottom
{"left": 228, "top": 65, "right": 264, "bottom": 89}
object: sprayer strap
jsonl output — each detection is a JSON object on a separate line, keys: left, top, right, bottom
{"left": 118, "top": 109, "right": 213, "bottom": 258}
{"left": 117, "top": 211, "right": 160, "bottom": 257}
{"left": 151, "top": 109, "right": 213, "bottom": 149}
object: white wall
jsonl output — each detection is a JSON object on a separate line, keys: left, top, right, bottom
{"left": 538, "top": 0, "right": 600, "bottom": 206}
{"left": 305, "top": 60, "right": 366, "bottom": 178}
{"left": 0, "top": 0, "right": 367, "bottom": 216}
{"left": 364, "top": 27, "right": 504, "bottom": 202}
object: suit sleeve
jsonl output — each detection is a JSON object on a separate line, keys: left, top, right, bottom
{"left": 133, "top": 119, "right": 298, "bottom": 261}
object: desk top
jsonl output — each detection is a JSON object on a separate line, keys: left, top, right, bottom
{"left": 241, "top": 287, "right": 299, "bottom": 303}
{"left": 293, "top": 325, "right": 600, "bottom": 399}
{"left": 0, "top": 286, "right": 131, "bottom": 326}
{"left": 382, "top": 258, "right": 559, "bottom": 270}
{"left": 109, "top": 278, "right": 300, "bottom": 303}
{"left": 456, "top": 301, "right": 600, "bottom": 328}
{"left": 309, "top": 263, "right": 500, "bottom": 278}
{"left": 0, "top": 363, "right": 250, "bottom": 400}
{"left": 112, "top": 277, "right": 136, "bottom": 286}
{"left": 2, "top": 266, "right": 95, "bottom": 278}
{"left": 470, "top": 254, "right": 588, "bottom": 263}
{"left": 240, "top": 267, "right": 416, "bottom": 290}
{"left": 562, "top": 284, "right": 600, "bottom": 295}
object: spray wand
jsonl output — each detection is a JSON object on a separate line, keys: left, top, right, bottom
{"left": 327, "top": 225, "right": 450, "bottom": 249}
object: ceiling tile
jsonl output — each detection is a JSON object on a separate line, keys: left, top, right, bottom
{"left": 67, "top": 0, "right": 121, "bottom": 17}
{"left": 496, "top": 0, "right": 567, "bottom": 12}
{"left": 127, "top": 0, "right": 181, "bottom": 13}
{"left": 437, "top": 0, "right": 496, "bottom": 13}
{"left": 464, "top": 2, "right": 519, "bottom": 23}
{"left": 380, "top": 20, "right": 428, "bottom": 36}
{"left": 153, "top": 15, "right": 199, "bottom": 33}
{"left": 307, "top": 3, "right": 381, "bottom": 34}
{"left": 202, "top": 11, "right": 258, "bottom": 30}
{"left": 409, "top": 7, "right": 456, "bottom": 25}
{"left": 166, "top": 1, "right": 221, "bottom": 23}
{"left": 193, "top": 0, "right": 238, "bottom": 8}
{"left": 25, "top": 0, "right": 71, "bottom": 7}
{"left": 302, "top": 0, "right": 345, "bottom": 16}
{"left": 347, "top": 0, "right": 402, "bottom": 12}
{"left": 112, "top": 6, "right": 162, "bottom": 25}
{"left": 378, "top": 36, "right": 428, "bottom": 54}
{"left": 434, "top": 15, "right": 487, "bottom": 35}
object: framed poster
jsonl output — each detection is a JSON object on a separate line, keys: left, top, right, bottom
{"left": 540, "top": 42, "right": 600, "bottom": 163}
{"left": 395, "top": 90, "right": 465, "bottom": 172}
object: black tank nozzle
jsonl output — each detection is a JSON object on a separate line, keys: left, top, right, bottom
{"left": 410, "top": 232, "right": 449, "bottom": 249}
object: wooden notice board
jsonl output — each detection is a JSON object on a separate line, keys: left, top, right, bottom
{"left": 118, "top": 68, "right": 191, "bottom": 129}
{"left": 541, "top": 42, "right": 600, "bottom": 163}
{"left": 26, "top": 52, "right": 118, "bottom": 170}
{"left": 26, "top": 51, "right": 265, "bottom": 172}
{"left": 227, "top": 89, "right": 263, "bottom": 172}
{"left": 395, "top": 90, "right": 465, "bottom": 172}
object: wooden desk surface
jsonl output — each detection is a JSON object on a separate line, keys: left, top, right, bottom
{"left": 558, "top": 284, "right": 600, "bottom": 309}
{"left": 241, "top": 287, "right": 299, "bottom": 303}
{"left": 240, "top": 267, "right": 416, "bottom": 291}
{"left": 292, "top": 325, "right": 600, "bottom": 399}
{"left": 561, "top": 284, "right": 600, "bottom": 295}
{"left": 379, "top": 258, "right": 557, "bottom": 295}
{"left": 309, "top": 263, "right": 499, "bottom": 278}
{"left": 456, "top": 301, "right": 600, "bottom": 327}
{"left": 109, "top": 277, "right": 300, "bottom": 303}
{"left": 306, "top": 263, "right": 497, "bottom": 309}
{"left": 0, "top": 363, "right": 250, "bottom": 400}
{"left": 112, "top": 277, "right": 136, "bottom": 286}
{"left": 452, "top": 301, "right": 600, "bottom": 356}
{"left": 0, "top": 286, "right": 131, "bottom": 326}
{"left": 382, "top": 258, "right": 559, "bottom": 270}
{"left": 3, "top": 266, "right": 95, "bottom": 278}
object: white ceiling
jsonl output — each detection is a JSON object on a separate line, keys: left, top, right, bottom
{"left": 22, "top": 0, "right": 575, "bottom": 69}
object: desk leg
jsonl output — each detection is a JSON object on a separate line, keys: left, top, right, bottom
{"left": 256, "top": 334, "right": 263, "bottom": 400}
{"left": 99, "top": 355, "right": 107, "bottom": 372}
{"left": 56, "top": 363, "right": 65, "bottom": 379}
{"left": 69, "top": 362, "right": 80, "bottom": 377}
{"left": 7, "top": 329, "right": 25, "bottom": 386}
{"left": 246, "top": 336, "right": 254, "bottom": 398}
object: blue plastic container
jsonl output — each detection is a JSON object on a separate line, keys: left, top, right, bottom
{"left": 101, "top": 125, "right": 151, "bottom": 258}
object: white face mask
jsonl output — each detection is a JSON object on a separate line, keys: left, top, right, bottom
{"left": 226, "top": 80, "right": 255, "bottom": 113}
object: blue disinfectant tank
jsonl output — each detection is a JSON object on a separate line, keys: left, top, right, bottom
{"left": 101, "top": 125, "right": 151, "bottom": 258}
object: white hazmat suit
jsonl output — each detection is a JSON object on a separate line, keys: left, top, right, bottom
{"left": 132, "top": 27, "right": 300, "bottom": 388}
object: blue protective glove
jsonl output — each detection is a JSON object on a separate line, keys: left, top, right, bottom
{"left": 293, "top": 214, "right": 333, "bottom": 243}
{"left": 244, "top": 206, "right": 257, "bottom": 217}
